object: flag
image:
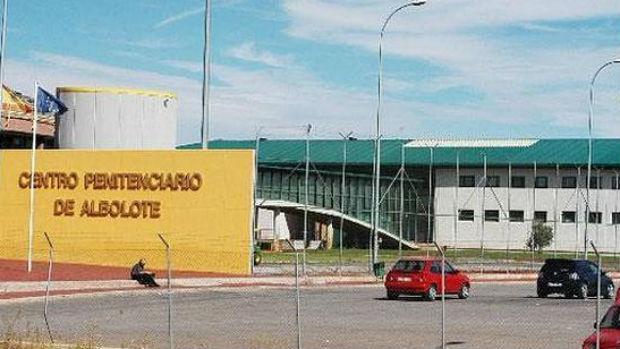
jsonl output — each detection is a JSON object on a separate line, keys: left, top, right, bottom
{"left": 2, "top": 85, "right": 33, "bottom": 113}
{"left": 36, "top": 86, "right": 67, "bottom": 114}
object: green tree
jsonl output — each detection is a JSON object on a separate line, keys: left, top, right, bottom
{"left": 526, "top": 221, "right": 554, "bottom": 252}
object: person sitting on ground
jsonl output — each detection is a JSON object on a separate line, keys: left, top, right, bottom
{"left": 130, "top": 259, "right": 160, "bottom": 287}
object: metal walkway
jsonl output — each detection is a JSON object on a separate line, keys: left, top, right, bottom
{"left": 257, "top": 199, "right": 418, "bottom": 250}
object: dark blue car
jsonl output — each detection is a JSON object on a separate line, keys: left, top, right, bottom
{"left": 537, "top": 259, "right": 614, "bottom": 299}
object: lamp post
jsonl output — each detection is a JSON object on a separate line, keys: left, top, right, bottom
{"left": 585, "top": 58, "right": 620, "bottom": 258}
{"left": 372, "top": 0, "right": 426, "bottom": 266}
{"left": 338, "top": 131, "right": 354, "bottom": 276}
{"left": 201, "top": 0, "right": 212, "bottom": 149}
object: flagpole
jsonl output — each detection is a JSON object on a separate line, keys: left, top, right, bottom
{"left": 0, "top": 0, "right": 9, "bottom": 131}
{"left": 200, "top": 0, "right": 211, "bottom": 149}
{"left": 27, "top": 81, "right": 37, "bottom": 272}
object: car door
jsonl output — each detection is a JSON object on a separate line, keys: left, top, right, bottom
{"left": 429, "top": 261, "right": 444, "bottom": 293}
{"left": 584, "top": 262, "right": 600, "bottom": 293}
{"left": 430, "top": 261, "right": 458, "bottom": 293}
{"left": 443, "top": 262, "right": 460, "bottom": 293}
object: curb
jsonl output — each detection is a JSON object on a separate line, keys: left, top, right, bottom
{"left": 8, "top": 271, "right": 618, "bottom": 301}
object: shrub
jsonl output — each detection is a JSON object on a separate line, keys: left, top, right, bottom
{"left": 526, "top": 221, "right": 554, "bottom": 252}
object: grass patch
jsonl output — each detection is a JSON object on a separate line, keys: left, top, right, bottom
{"left": 262, "top": 247, "right": 620, "bottom": 269}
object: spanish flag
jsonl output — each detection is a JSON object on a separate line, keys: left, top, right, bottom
{"left": 2, "top": 84, "right": 33, "bottom": 114}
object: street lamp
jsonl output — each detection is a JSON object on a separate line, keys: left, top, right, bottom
{"left": 338, "top": 131, "right": 354, "bottom": 276}
{"left": 585, "top": 58, "right": 620, "bottom": 259}
{"left": 201, "top": 0, "right": 212, "bottom": 149}
{"left": 372, "top": 0, "right": 426, "bottom": 267}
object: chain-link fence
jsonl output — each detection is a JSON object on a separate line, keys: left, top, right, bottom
{"left": 2, "top": 131, "right": 619, "bottom": 348}
{"left": 1, "top": 233, "right": 615, "bottom": 349}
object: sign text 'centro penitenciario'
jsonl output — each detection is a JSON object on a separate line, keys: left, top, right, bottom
{"left": 18, "top": 171, "right": 203, "bottom": 219}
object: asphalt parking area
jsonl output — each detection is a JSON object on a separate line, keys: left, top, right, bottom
{"left": 0, "top": 282, "right": 611, "bottom": 349}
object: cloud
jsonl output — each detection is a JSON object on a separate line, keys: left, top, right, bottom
{"left": 163, "top": 59, "right": 203, "bottom": 73}
{"left": 154, "top": 7, "right": 203, "bottom": 29}
{"left": 116, "top": 38, "right": 182, "bottom": 50}
{"left": 284, "top": 0, "right": 619, "bottom": 36}
{"left": 226, "top": 42, "right": 293, "bottom": 68}
{"left": 6, "top": 52, "right": 203, "bottom": 144}
{"left": 8, "top": 0, "right": 620, "bottom": 145}
{"left": 6, "top": 52, "right": 418, "bottom": 143}
{"left": 281, "top": 0, "right": 620, "bottom": 138}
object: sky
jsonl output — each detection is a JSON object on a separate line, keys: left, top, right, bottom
{"left": 4, "top": 0, "right": 620, "bottom": 144}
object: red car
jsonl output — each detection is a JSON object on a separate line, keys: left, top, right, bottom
{"left": 384, "top": 257, "right": 470, "bottom": 301}
{"left": 582, "top": 304, "right": 620, "bottom": 349}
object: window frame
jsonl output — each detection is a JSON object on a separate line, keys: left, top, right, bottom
{"left": 484, "top": 210, "right": 500, "bottom": 222}
{"left": 561, "top": 176, "right": 577, "bottom": 189}
{"left": 458, "top": 209, "right": 475, "bottom": 221}
{"left": 588, "top": 211, "right": 603, "bottom": 224}
{"left": 486, "top": 175, "right": 501, "bottom": 188}
{"left": 510, "top": 176, "right": 525, "bottom": 188}
{"left": 534, "top": 176, "right": 548, "bottom": 188}
{"left": 534, "top": 211, "right": 547, "bottom": 223}
{"left": 459, "top": 175, "right": 476, "bottom": 188}
{"left": 589, "top": 176, "right": 602, "bottom": 189}
{"left": 562, "top": 211, "right": 576, "bottom": 223}
{"left": 509, "top": 210, "right": 524, "bottom": 222}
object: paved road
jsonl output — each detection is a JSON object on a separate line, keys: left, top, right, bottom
{"left": 0, "top": 282, "right": 611, "bottom": 349}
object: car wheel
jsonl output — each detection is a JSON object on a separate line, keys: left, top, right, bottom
{"left": 458, "top": 284, "right": 470, "bottom": 299}
{"left": 425, "top": 285, "right": 437, "bottom": 302}
{"left": 537, "top": 288, "right": 548, "bottom": 298}
{"left": 563, "top": 292, "right": 573, "bottom": 299}
{"left": 387, "top": 291, "right": 399, "bottom": 300}
{"left": 576, "top": 283, "right": 588, "bottom": 299}
{"left": 604, "top": 284, "right": 614, "bottom": 299}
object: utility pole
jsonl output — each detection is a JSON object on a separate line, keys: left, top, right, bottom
{"left": 302, "top": 124, "right": 311, "bottom": 274}
{"left": 201, "top": 0, "right": 212, "bottom": 149}
{"left": 338, "top": 131, "right": 353, "bottom": 275}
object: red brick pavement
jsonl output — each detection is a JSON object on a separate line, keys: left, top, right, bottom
{"left": 0, "top": 259, "right": 242, "bottom": 282}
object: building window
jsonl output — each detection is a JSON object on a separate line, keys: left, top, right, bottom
{"left": 589, "top": 176, "right": 602, "bottom": 189}
{"left": 511, "top": 176, "right": 525, "bottom": 188}
{"left": 562, "top": 176, "right": 577, "bottom": 189}
{"left": 484, "top": 210, "right": 500, "bottom": 222}
{"left": 509, "top": 210, "right": 524, "bottom": 222}
{"left": 612, "top": 177, "right": 620, "bottom": 190}
{"left": 458, "top": 209, "right": 474, "bottom": 221}
{"left": 534, "top": 176, "right": 548, "bottom": 188}
{"left": 486, "top": 176, "right": 500, "bottom": 187}
{"left": 588, "top": 212, "right": 602, "bottom": 224}
{"left": 612, "top": 213, "right": 620, "bottom": 225}
{"left": 534, "top": 211, "right": 547, "bottom": 223}
{"left": 459, "top": 176, "right": 476, "bottom": 187}
{"left": 562, "top": 211, "right": 576, "bottom": 223}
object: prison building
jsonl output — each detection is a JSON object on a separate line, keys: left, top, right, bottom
{"left": 180, "top": 138, "right": 620, "bottom": 253}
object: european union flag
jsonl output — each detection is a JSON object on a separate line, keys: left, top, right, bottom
{"left": 37, "top": 86, "right": 67, "bottom": 114}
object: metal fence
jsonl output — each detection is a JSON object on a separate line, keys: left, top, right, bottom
{"left": 0, "top": 233, "right": 615, "bottom": 349}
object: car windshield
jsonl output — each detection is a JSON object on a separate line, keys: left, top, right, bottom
{"left": 393, "top": 260, "right": 425, "bottom": 272}
{"left": 600, "top": 307, "right": 620, "bottom": 329}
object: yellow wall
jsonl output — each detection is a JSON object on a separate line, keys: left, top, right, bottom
{"left": 0, "top": 150, "right": 255, "bottom": 275}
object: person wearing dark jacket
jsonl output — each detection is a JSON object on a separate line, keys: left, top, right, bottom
{"left": 130, "top": 259, "right": 160, "bottom": 287}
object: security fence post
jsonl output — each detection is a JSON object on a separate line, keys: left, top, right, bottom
{"left": 590, "top": 240, "right": 601, "bottom": 349}
{"left": 158, "top": 233, "right": 173, "bottom": 349}
{"left": 43, "top": 232, "right": 54, "bottom": 344}
{"left": 295, "top": 248, "right": 302, "bottom": 349}
{"left": 286, "top": 239, "right": 302, "bottom": 349}
{"left": 433, "top": 241, "right": 446, "bottom": 349}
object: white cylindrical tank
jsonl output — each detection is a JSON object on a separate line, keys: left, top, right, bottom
{"left": 56, "top": 87, "right": 178, "bottom": 149}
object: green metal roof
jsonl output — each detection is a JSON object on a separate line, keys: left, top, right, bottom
{"left": 178, "top": 139, "right": 620, "bottom": 168}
